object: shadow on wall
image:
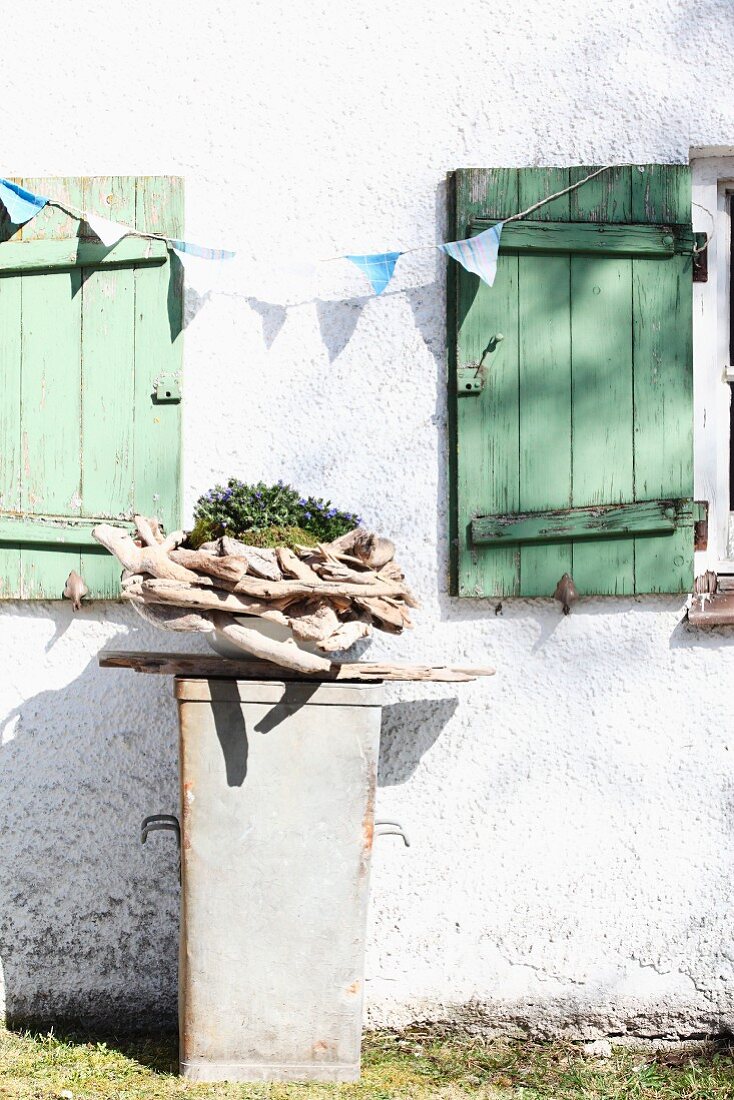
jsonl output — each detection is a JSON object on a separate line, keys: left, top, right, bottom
{"left": 378, "top": 697, "right": 458, "bottom": 786}
{"left": 0, "top": 653, "right": 181, "bottom": 1032}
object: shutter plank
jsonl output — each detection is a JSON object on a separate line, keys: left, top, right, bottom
{"left": 0, "top": 196, "right": 21, "bottom": 597}
{"left": 632, "top": 165, "right": 693, "bottom": 592}
{"left": 19, "top": 177, "right": 82, "bottom": 598}
{"left": 570, "top": 166, "right": 635, "bottom": 595}
{"left": 134, "top": 177, "right": 183, "bottom": 536}
{"left": 473, "top": 498, "right": 691, "bottom": 545}
{"left": 518, "top": 168, "right": 573, "bottom": 595}
{"left": 80, "top": 177, "right": 137, "bottom": 597}
{"left": 453, "top": 169, "right": 520, "bottom": 597}
{"left": 471, "top": 220, "right": 693, "bottom": 256}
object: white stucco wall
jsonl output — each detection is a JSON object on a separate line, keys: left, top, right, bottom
{"left": 2, "top": 0, "right": 734, "bottom": 1037}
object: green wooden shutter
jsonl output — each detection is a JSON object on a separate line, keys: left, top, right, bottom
{"left": 448, "top": 165, "right": 695, "bottom": 598}
{"left": 0, "top": 175, "right": 183, "bottom": 600}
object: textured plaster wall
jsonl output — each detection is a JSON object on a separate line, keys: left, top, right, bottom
{"left": 1, "top": 0, "right": 734, "bottom": 1037}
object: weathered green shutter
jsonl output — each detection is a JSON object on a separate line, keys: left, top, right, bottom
{"left": 0, "top": 176, "right": 183, "bottom": 600}
{"left": 448, "top": 165, "right": 695, "bottom": 597}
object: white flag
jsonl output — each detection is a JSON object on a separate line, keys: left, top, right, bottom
{"left": 173, "top": 247, "right": 227, "bottom": 296}
{"left": 86, "top": 213, "right": 132, "bottom": 248}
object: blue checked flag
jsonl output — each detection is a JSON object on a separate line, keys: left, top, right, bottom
{"left": 0, "top": 177, "right": 48, "bottom": 226}
{"left": 440, "top": 222, "right": 503, "bottom": 286}
{"left": 345, "top": 251, "right": 403, "bottom": 295}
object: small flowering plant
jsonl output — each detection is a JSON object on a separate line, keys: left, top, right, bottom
{"left": 189, "top": 478, "right": 361, "bottom": 548}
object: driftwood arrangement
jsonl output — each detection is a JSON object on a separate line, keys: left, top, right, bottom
{"left": 92, "top": 517, "right": 426, "bottom": 677}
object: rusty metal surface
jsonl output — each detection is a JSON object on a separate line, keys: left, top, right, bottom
{"left": 688, "top": 591, "right": 734, "bottom": 626}
{"left": 177, "top": 680, "right": 383, "bottom": 1082}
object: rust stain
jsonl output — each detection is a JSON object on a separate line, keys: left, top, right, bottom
{"left": 345, "top": 979, "right": 360, "bottom": 996}
{"left": 312, "top": 1040, "right": 334, "bottom": 1055}
{"left": 360, "top": 764, "right": 376, "bottom": 879}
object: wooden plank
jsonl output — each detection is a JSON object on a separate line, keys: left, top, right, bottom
{"left": 0, "top": 236, "right": 167, "bottom": 275}
{"left": 134, "top": 177, "right": 183, "bottom": 534}
{"left": 472, "top": 498, "right": 693, "bottom": 546}
{"left": 19, "top": 177, "right": 83, "bottom": 598}
{"left": 0, "top": 513, "right": 133, "bottom": 547}
{"left": 569, "top": 166, "right": 635, "bottom": 595}
{"left": 471, "top": 219, "right": 694, "bottom": 256}
{"left": 80, "top": 177, "right": 138, "bottom": 597}
{"left": 632, "top": 165, "right": 694, "bottom": 593}
{"left": 0, "top": 193, "right": 22, "bottom": 596}
{"left": 453, "top": 168, "right": 520, "bottom": 597}
{"left": 517, "top": 169, "right": 572, "bottom": 595}
{"left": 98, "top": 650, "right": 495, "bottom": 682}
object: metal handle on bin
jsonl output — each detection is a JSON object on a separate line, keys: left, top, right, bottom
{"left": 141, "top": 814, "right": 180, "bottom": 847}
{"left": 374, "top": 820, "right": 410, "bottom": 847}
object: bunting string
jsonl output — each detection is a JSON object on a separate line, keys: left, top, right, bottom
{"left": 0, "top": 166, "right": 708, "bottom": 301}
{"left": 326, "top": 165, "right": 616, "bottom": 294}
{"left": 0, "top": 178, "right": 236, "bottom": 263}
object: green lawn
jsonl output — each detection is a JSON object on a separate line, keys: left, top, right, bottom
{"left": 1, "top": 1027, "right": 734, "bottom": 1099}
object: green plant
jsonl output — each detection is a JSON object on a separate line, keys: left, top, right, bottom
{"left": 190, "top": 478, "right": 361, "bottom": 546}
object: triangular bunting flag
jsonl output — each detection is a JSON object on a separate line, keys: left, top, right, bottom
{"left": 345, "top": 252, "right": 403, "bottom": 295}
{"left": 0, "top": 178, "right": 48, "bottom": 226}
{"left": 85, "top": 213, "right": 131, "bottom": 248}
{"left": 439, "top": 222, "right": 503, "bottom": 287}
{"left": 172, "top": 246, "right": 229, "bottom": 295}
{"left": 168, "top": 239, "right": 236, "bottom": 260}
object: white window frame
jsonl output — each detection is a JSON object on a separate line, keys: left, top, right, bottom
{"left": 692, "top": 155, "right": 734, "bottom": 572}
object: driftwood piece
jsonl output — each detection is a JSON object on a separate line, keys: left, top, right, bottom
{"left": 95, "top": 517, "right": 421, "bottom": 670}
{"left": 287, "top": 601, "right": 340, "bottom": 642}
{"left": 136, "top": 516, "right": 164, "bottom": 546}
{"left": 170, "top": 548, "right": 248, "bottom": 585}
{"left": 134, "top": 515, "right": 186, "bottom": 553}
{"left": 130, "top": 600, "right": 216, "bottom": 633}
{"left": 351, "top": 530, "right": 395, "bottom": 570}
{"left": 211, "top": 614, "right": 332, "bottom": 674}
{"left": 219, "top": 537, "right": 283, "bottom": 581}
{"left": 316, "top": 562, "right": 380, "bottom": 585}
{"left": 232, "top": 574, "right": 415, "bottom": 601}
{"left": 131, "top": 579, "right": 291, "bottom": 624}
{"left": 355, "top": 596, "right": 407, "bottom": 631}
{"left": 317, "top": 620, "right": 371, "bottom": 652}
{"left": 93, "top": 524, "right": 201, "bottom": 583}
{"left": 99, "top": 649, "right": 496, "bottom": 682}
{"left": 321, "top": 527, "right": 366, "bottom": 555}
{"left": 377, "top": 560, "right": 405, "bottom": 583}
{"left": 276, "top": 546, "right": 322, "bottom": 583}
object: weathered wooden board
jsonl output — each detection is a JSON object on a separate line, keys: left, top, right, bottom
{"left": 80, "top": 177, "right": 137, "bottom": 597}
{"left": 631, "top": 165, "right": 693, "bottom": 593}
{"left": 0, "top": 197, "right": 22, "bottom": 596}
{"left": 471, "top": 218, "right": 695, "bottom": 256}
{"left": 517, "top": 169, "right": 572, "bottom": 594}
{"left": 0, "top": 235, "right": 167, "bottom": 274}
{"left": 472, "top": 499, "right": 694, "bottom": 546}
{"left": 0, "top": 176, "right": 183, "bottom": 600}
{"left": 452, "top": 168, "right": 520, "bottom": 597}
{"left": 449, "top": 164, "right": 694, "bottom": 598}
{"left": 569, "top": 166, "right": 635, "bottom": 595}
{"left": 0, "top": 514, "right": 133, "bottom": 547}
{"left": 133, "top": 177, "right": 184, "bottom": 535}
{"left": 99, "top": 649, "right": 496, "bottom": 682}
{"left": 20, "top": 176, "right": 84, "bottom": 598}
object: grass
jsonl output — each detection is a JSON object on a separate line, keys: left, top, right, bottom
{"left": 2, "top": 1027, "right": 734, "bottom": 1099}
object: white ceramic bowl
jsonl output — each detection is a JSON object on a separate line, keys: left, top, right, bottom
{"left": 207, "top": 615, "right": 321, "bottom": 659}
